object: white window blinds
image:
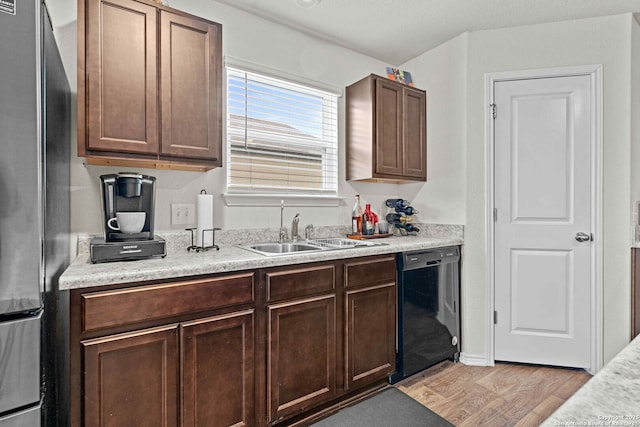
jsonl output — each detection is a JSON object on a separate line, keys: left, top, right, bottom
{"left": 226, "top": 67, "right": 338, "bottom": 194}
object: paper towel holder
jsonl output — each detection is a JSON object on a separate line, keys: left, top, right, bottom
{"left": 187, "top": 189, "right": 219, "bottom": 252}
{"left": 186, "top": 227, "right": 221, "bottom": 252}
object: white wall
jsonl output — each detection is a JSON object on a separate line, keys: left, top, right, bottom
{"left": 47, "top": 0, "right": 637, "bottom": 364}
{"left": 401, "top": 13, "right": 635, "bottom": 365}
{"left": 399, "top": 34, "right": 467, "bottom": 225}
{"left": 462, "top": 15, "right": 632, "bottom": 364}
{"left": 48, "top": 0, "right": 414, "bottom": 237}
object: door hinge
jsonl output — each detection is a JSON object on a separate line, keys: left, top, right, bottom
{"left": 494, "top": 310, "right": 498, "bottom": 324}
{"left": 493, "top": 208, "right": 498, "bottom": 222}
{"left": 490, "top": 103, "right": 497, "bottom": 119}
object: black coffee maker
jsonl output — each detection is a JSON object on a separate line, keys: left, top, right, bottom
{"left": 100, "top": 172, "right": 156, "bottom": 242}
{"left": 91, "top": 172, "right": 165, "bottom": 263}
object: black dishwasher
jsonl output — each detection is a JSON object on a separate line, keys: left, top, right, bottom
{"left": 390, "top": 246, "right": 460, "bottom": 383}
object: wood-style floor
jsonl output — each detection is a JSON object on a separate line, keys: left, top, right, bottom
{"left": 395, "top": 360, "right": 592, "bottom": 427}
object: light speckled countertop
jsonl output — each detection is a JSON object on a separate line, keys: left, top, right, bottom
{"left": 59, "top": 225, "right": 463, "bottom": 290}
{"left": 542, "top": 335, "right": 640, "bottom": 426}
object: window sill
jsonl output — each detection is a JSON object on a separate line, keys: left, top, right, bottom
{"left": 222, "top": 193, "right": 344, "bottom": 207}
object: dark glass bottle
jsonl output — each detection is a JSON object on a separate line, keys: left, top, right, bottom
{"left": 386, "top": 213, "right": 401, "bottom": 224}
{"left": 386, "top": 213, "right": 412, "bottom": 224}
{"left": 363, "top": 204, "right": 376, "bottom": 235}
{"left": 385, "top": 198, "right": 409, "bottom": 209}
{"left": 395, "top": 205, "right": 418, "bottom": 216}
{"left": 402, "top": 223, "right": 420, "bottom": 233}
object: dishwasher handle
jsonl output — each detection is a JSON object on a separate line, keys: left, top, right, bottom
{"left": 402, "top": 252, "right": 442, "bottom": 270}
{"left": 401, "top": 246, "right": 460, "bottom": 271}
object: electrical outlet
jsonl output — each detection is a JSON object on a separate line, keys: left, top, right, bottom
{"left": 171, "top": 203, "right": 195, "bottom": 225}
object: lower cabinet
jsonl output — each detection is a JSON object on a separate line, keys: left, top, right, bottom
{"left": 263, "top": 256, "right": 396, "bottom": 425}
{"left": 82, "top": 325, "right": 180, "bottom": 427}
{"left": 81, "top": 311, "right": 254, "bottom": 427}
{"left": 344, "top": 256, "right": 397, "bottom": 392}
{"left": 71, "top": 256, "right": 396, "bottom": 427}
{"left": 181, "top": 311, "right": 255, "bottom": 427}
{"left": 71, "top": 273, "right": 256, "bottom": 427}
{"left": 267, "top": 295, "right": 337, "bottom": 423}
{"left": 345, "top": 283, "right": 396, "bottom": 391}
{"left": 263, "top": 263, "right": 338, "bottom": 424}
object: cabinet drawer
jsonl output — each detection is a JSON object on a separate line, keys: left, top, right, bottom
{"left": 344, "top": 256, "right": 396, "bottom": 288}
{"left": 266, "top": 264, "right": 335, "bottom": 302}
{"left": 82, "top": 273, "right": 254, "bottom": 332}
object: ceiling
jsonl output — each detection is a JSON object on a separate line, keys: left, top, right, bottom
{"left": 213, "top": 0, "right": 640, "bottom": 64}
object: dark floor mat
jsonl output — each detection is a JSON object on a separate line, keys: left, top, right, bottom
{"left": 310, "top": 388, "right": 454, "bottom": 427}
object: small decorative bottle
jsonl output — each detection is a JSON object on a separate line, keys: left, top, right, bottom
{"left": 352, "top": 195, "right": 363, "bottom": 234}
{"left": 363, "top": 204, "right": 376, "bottom": 235}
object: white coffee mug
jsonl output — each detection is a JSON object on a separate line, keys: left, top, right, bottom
{"left": 107, "top": 212, "right": 146, "bottom": 234}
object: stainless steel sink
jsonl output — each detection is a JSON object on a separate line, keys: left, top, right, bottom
{"left": 239, "top": 238, "right": 386, "bottom": 257}
{"left": 308, "top": 237, "right": 388, "bottom": 250}
{"left": 241, "top": 242, "right": 325, "bottom": 256}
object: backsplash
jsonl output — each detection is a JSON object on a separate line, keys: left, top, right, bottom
{"left": 75, "top": 223, "right": 463, "bottom": 257}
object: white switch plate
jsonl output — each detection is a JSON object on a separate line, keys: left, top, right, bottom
{"left": 171, "top": 203, "right": 195, "bottom": 225}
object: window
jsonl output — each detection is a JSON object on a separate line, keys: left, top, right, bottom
{"left": 226, "top": 67, "right": 338, "bottom": 195}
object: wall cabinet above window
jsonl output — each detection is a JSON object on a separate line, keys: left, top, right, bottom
{"left": 77, "top": 0, "right": 222, "bottom": 172}
{"left": 346, "top": 74, "right": 427, "bottom": 182}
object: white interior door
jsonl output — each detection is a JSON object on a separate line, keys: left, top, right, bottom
{"left": 494, "top": 74, "right": 592, "bottom": 369}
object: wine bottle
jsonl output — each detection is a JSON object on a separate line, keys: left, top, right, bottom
{"left": 386, "top": 213, "right": 401, "bottom": 224}
{"left": 363, "top": 204, "right": 375, "bottom": 235}
{"left": 402, "top": 223, "right": 420, "bottom": 233}
{"left": 385, "top": 198, "right": 409, "bottom": 209}
{"left": 395, "top": 205, "right": 418, "bottom": 216}
{"left": 386, "top": 213, "right": 412, "bottom": 224}
{"left": 352, "top": 195, "right": 363, "bottom": 234}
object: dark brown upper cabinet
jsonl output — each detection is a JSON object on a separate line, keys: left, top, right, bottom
{"left": 346, "top": 74, "right": 427, "bottom": 182}
{"left": 78, "top": 0, "right": 222, "bottom": 172}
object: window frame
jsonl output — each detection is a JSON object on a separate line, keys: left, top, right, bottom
{"left": 224, "top": 59, "right": 341, "bottom": 204}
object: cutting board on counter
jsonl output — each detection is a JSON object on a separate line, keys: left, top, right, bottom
{"left": 347, "top": 233, "right": 393, "bottom": 240}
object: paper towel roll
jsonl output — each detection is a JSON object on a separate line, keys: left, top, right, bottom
{"left": 196, "top": 192, "right": 213, "bottom": 247}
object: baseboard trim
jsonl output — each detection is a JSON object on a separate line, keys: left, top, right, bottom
{"left": 460, "top": 353, "right": 493, "bottom": 366}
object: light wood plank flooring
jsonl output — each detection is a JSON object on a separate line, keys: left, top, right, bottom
{"left": 395, "top": 361, "right": 591, "bottom": 426}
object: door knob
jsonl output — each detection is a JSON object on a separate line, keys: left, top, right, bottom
{"left": 575, "top": 232, "right": 592, "bottom": 242}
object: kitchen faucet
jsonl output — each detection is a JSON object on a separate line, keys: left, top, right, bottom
{"left": 291, "top": 213, "right": 300, "bottom": 242}
{"left": 305, "top": 224, "right": 314, "bottom": 240}
{"left": 279, "top": 200, "right": 287, "bottom": 243}
{"left": 279, "top": 201, "right": 300, "bottom": 243}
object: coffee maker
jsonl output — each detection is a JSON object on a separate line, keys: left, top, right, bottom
{"left": 90, "top": 173, "right": 166, "bottom": 263}
{"left": 101, "top": 173, "right": 155, "bottom": 241}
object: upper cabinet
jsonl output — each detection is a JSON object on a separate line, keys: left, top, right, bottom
{"left": 346, "top": 74, "right": 427, "bottom": 182}
{"left": 78, "top": 0, "right": 222, "bottom": 171}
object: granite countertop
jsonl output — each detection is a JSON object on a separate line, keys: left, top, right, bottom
{"left": 542, "top": 335, "right": 640, "bottom": 425}
{"left": 60, "top": 226, "right": 463, "bottom": 291}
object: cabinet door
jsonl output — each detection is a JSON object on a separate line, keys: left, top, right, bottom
{"left": 82, "top": 325, "right": 179, "bottom": 427}
{"left": 375, "top": 78, "right": 403, "bottom": 176}
{"left": 160, "top": 11, "right": 222, "bottom": 163}
{"left": 402, "top": 87, "right": 427, "bottom": 180}
{"left": 345, "top": 283, "right": 396, "bottom": 391}
{"left": 181, "top": 310, "right": 254, "bottom": 427}
{"left": 86, "top": 0, "right": 158, "bottom": 154}
{"left": 268, "top": 295, "right": 336, "bottom": 423}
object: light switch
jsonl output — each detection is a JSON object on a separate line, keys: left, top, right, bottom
{"left": 171, "top": 203, "right": 195, "bottom": 225}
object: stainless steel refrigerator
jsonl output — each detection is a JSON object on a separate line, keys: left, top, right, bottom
{"left": 0, "top": 0, "right": 70, "bottom": 425}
